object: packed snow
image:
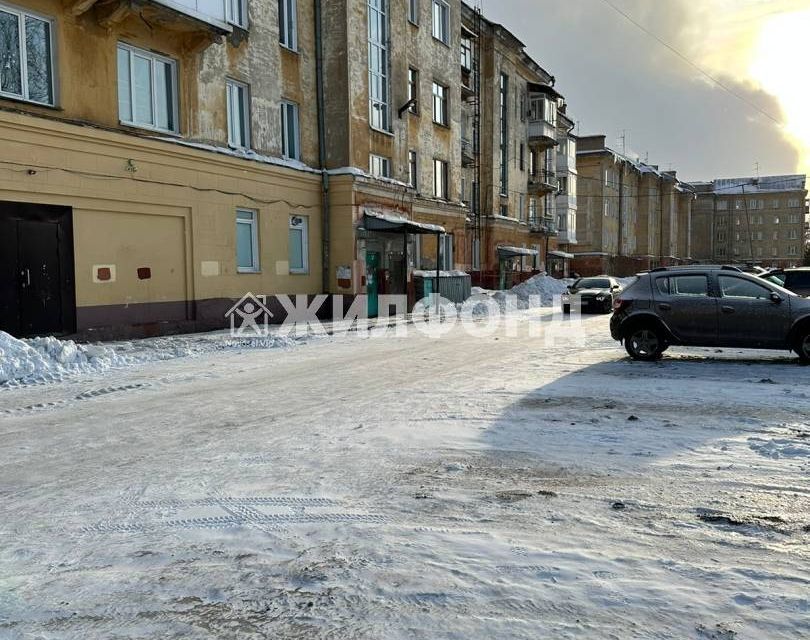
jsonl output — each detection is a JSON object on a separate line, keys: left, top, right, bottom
{"left": 2, "top": 311, "right": 807, "bottom": 638}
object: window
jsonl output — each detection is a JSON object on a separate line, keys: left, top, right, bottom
{"left": 433, "top": 159, "right": 448, "bottom": 199}
{"left": 408, "top": 0, "right": 419, "bottom": 24}
{"left": 0, "top": 4, "right": 54, "bottom": 105}
{"left": 226, "top": 80, "right": 250, "bottom": 148}
{"left": 657, "top": 275, "right": 709, "bottom": 297}
{"left": 408, "top": 150, "right": 418, "bottom": 188}
{"left": 370, "top": 154, "right": 390, "bottom": 178}
{"left": 236, "top": 209, "right": 259, "bottom": 273}
{"left": 789, "top": 214, "right": 801, "bottom": 223}
{"left": 368, "top": 0, "right": 389, "bottom": 131}
{"left": 461, "top": 35, "right": 472, "bottom": 70}
{"left": 716, "top": 200, "right": 728, "bottom": 211}
{"left": 280, "top": 100, "right": 300, "bottom": 159}
{"left": 407, "top": 67, "right": 419, "bottom": 114}
{"left": 774, "top": 216, "right": 780, "bottom": 225}
{"left": 772, "top": 199, "right": 781, "bottom": 209}
{"left": 289, "top": 215, "right": 309, "bottom": 274}
{"left": 279, "top": 0, "right": 297, "bottom": 50}
{"left": 432, "top": 0, "right": 449, "bottom": 44}
{"left": 788, "top": 229, "right": 799, "bottom": 240}
{"left": 499, "top": 73, "right": 508, "bottom": 195}
{"left": 719, "top": 276, "right": 772, "bottom": 300}
{"left": 117, "top": 43, "right": 178, "bottom": 133}
{"left": 788, "top": 245, "right": 799, "bottom": 256}
{"left": 226, "top": 0, "right": 248, "bottom": 28}
{"left": 519, "top": 143, "right": 525, "bottom": 172}
{"left": 439, "top": 233, "right": 454, "bottom": 269}
{"left": 518, "top": 193, "right": 525, "bottom": 222}
{"left": 432, "top": 81, "right": 448, "bottom": 125}
{"left": 788, "top": 198, "right": 801, "bottom": 208}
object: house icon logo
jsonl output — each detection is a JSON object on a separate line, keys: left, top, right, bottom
{"left": 226, "top": 293, "right": 274, "bottom": 337}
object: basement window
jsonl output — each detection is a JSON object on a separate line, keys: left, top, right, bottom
{"left": 117, "top": 43, "right": 178, "bottom": 133}
{"left": 0, "top": 4, "right": 54, "bottom": 105}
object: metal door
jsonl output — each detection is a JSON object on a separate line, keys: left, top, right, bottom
{"left": 716, "top": 274, "right": 790, "bottom": 348}
{"left": 17, "top": 219, "right": 64, "bottom": 336}
{"left": 653, "top": 273, "right": 718, "bottom": 345}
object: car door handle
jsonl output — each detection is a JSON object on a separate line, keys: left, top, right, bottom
{"left": 659, "top": 303, "right": 672, "bottom": 311}
{"left": 721, "top": 305, "right": 735, "bottom": 314}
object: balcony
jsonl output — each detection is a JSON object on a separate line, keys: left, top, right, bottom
{"left": 528, "top": 216, "right": 558, "bottom": 236}
{"left": 461, "top": 69, "right": 476, "bottom": 101}
{"left": 528, "top": 170, "right": 558, "bottom": 195}
{"left": 528, "top": 119, "right": 558, "bottom": 148}
{"left": 69, "top": 0, "right": 232, "bottom": 44}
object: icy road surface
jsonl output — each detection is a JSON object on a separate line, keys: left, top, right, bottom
{"left": 1, "top": 313, "right": 809, "bottom": 639}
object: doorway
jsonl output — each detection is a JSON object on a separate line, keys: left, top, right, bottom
{"left": 0, "top": 201, "right": 76, "bottom": 337}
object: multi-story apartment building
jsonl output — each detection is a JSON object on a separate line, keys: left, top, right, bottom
{"left": 0, "top": 0, "right": 478, "bottom": 338}
{"left": 573, "top": 135, "right": 693, "bottom": 276}
{"left": 690, "top": 175, "right": 808, "bottom": 268}
{"left": 460, "top": 3, "right": 574, "bottom": 287}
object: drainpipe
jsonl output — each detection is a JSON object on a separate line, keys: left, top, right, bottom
{"left": 315, "top": 0, "right": 330, "bottom": 295}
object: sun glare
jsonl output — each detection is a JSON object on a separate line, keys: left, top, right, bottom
{"left": 750, "top": 8, "right": 810, "bottom": 173}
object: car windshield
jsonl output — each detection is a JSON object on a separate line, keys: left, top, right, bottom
{"left": 576, "top": 278, "right": 611, "bottom": 289}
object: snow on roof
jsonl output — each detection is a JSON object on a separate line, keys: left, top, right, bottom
{"left": 362, "top": 209, "right": 446, "bottom": 234}
{"left": 711, "top": 175, "right": 807, "bottom": 195}
{"left": 498, "top": 245, "right": 539, "bottom": 257}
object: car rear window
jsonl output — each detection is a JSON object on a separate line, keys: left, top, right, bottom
{"left": 656, "top": 275, "right": 709, "bottom": 297}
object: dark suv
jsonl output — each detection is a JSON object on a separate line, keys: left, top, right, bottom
{"left": 610, "top": 266, "right": 810, "bottom": 363}
{"left": 760, "top": 268, "right": 810, "bottom": 297}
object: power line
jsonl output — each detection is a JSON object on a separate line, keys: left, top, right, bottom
{"left": 598, "top": 0, "right": 783, "bottom": 126}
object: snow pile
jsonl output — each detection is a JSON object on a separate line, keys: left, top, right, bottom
{"left": 486, "top": 274, "right": 572, "bottom": 312}
{"left": 0, "top": 330, "right": 304, "bottom": 386}
{"left": 0, "top": 332, "right": 127, "bottom": 385}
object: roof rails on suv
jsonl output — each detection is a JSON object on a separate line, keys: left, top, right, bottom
{"left": 648, "top": 265, "right": 743, "bottom": 273}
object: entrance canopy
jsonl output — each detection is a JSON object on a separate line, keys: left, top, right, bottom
{"left": 362, "top": 210, "right": 445, "bottom": 235}
{"left": 498, "top": 246, "right": 539, "bottom": 259}
{"left": 548, "top": 250, "right": 574, "bottom": 260}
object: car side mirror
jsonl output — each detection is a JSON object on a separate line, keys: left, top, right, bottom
{"left": 770, "top": 292, "right": 783, "bottom": 304}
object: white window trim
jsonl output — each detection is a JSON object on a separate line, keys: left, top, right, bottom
{"left": 432, "top": 0, "right": 450, "bottom": 45}
{"left": 226, "top": 79, "right": 250, "bottom": 149}
{"left": 236, "top": 209, "right": 260, "bottom": 274}
{"left": 408, "top": 150, "right": 418, "bottom": 189}
{"left": 433, "top": 158, "right": 448, "bottom": 199}
{"left": 226, "top": 0, "right": 248, "bottom": 28}
{"left": 0, "top": 2, "right": 56, "bottom": 106}
{"left": 432, "top": 81, "right": 448, "bottom": 126}
{"left": 370, "top": 154, "right": 391, "bottom": 178}
{"left": 289, "top": 215, "right": 309, "bottom": 275}
{"left": 280, "top": 99, "right": 300, "bottom": 160}
{"left": 117, "top": 42, "right": 179, "bottom": 134}
{"left": 368, "top": 0, "right": 390, "bottom": 132}
{"left": 279, "top": 0, "right": 298, "bottom": 51}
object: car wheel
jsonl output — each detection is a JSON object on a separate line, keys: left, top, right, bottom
{"left": 624, "top": 326, "right": 665, "bottom": 361}
{"left": 795, "top": 329, "right": 810, "bottom": 364}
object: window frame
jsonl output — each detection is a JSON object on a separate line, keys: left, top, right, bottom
{"left": 408, "top": 150, "right": 418, "bottom": 189}
{"left": 280, "top": 99, "right": 300, "bottom": 160}
{"left": 718, "top": 275, "right": 773, "bottom": 300}
{"left": 236, "top": 209, "right": 260, "bottom": 274}
{"left": 407, "top": 67, "right": 419, "bottom": 115}
{"left": 368, "top": 0, "right": 390, "bottom": 132}
{"left": 370, "top": 153, "right": 391, "bottom": 178}
{"left": 279, "top": 0, "right": 298, "bottom": 51}
{"left": 226, "top": 0, "right": 248, "bottom": 29}
{"left": 431, "top": 0, "right": 450, "bottom": 45}
{"left": 226, "top": 78, "right": 250, "bottom": 149}
{"left": 433, "top": 158, "right": 448, "bottom": 200}
{"left": 408, "top": 0, "right": 419, "bottom": 25}
{"left": 288, "top": 215, "right": 309, "bottom": 275}
{"left": 431, "top": 80, "right": 448, "bottom": 126}
{"left": 0, "top": 2, "right": 56, "bottom": 106}
{"left": 117, "top": 42, "right": 179, "bottom": 134}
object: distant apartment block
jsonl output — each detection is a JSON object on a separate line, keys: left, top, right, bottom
{"left": 689, "top": 176, "right": 809, "bottom": 268}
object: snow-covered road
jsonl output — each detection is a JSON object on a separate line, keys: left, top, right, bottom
{"left": 1, "top": 313, "right": 809, "bottom": 639}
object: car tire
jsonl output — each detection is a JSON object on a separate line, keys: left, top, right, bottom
{"left": 794, "top": 329, "right": 810, "bottom": 364}
{"left": 624, "top": 326, "right": 666, "bottom": 361}
{"left": 563, "top": 304, "right": 571, "bottom": 315}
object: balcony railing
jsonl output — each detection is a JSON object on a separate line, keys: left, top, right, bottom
{"left": 528, "top": 216, "right": 558, "bottom": 236}
{"left": 461, "top": 138, "right": 477, "bottom": 166}
{"left": 69, "top": 0, "right": 232, "bottom": 37}
{"left": 528, "top": 170, "right": 558, "bottom": 194}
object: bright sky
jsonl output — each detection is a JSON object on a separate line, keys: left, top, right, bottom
{"left": 478, "top": 0, "right": 810, "bottom": 180}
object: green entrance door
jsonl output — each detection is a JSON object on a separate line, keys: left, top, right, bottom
{"left": 366, "top": 251, "right": 381, "bottom": 317}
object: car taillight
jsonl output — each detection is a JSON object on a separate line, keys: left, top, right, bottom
{"left": 613, "top": 298, "right": 631, "bottom": 313}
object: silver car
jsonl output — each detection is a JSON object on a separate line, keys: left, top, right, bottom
{"left": 610, "top": 266, "right": 810, "bottom": 363}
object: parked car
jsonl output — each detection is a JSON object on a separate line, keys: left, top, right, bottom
{"left": 759, "top": 268, "right": 810, "bottom": 297}
{"left": 610, "top": 265, "right": 810, "bottom": 363}
{"left": 563, "top": 276, "right": 623, "bottom": 314}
